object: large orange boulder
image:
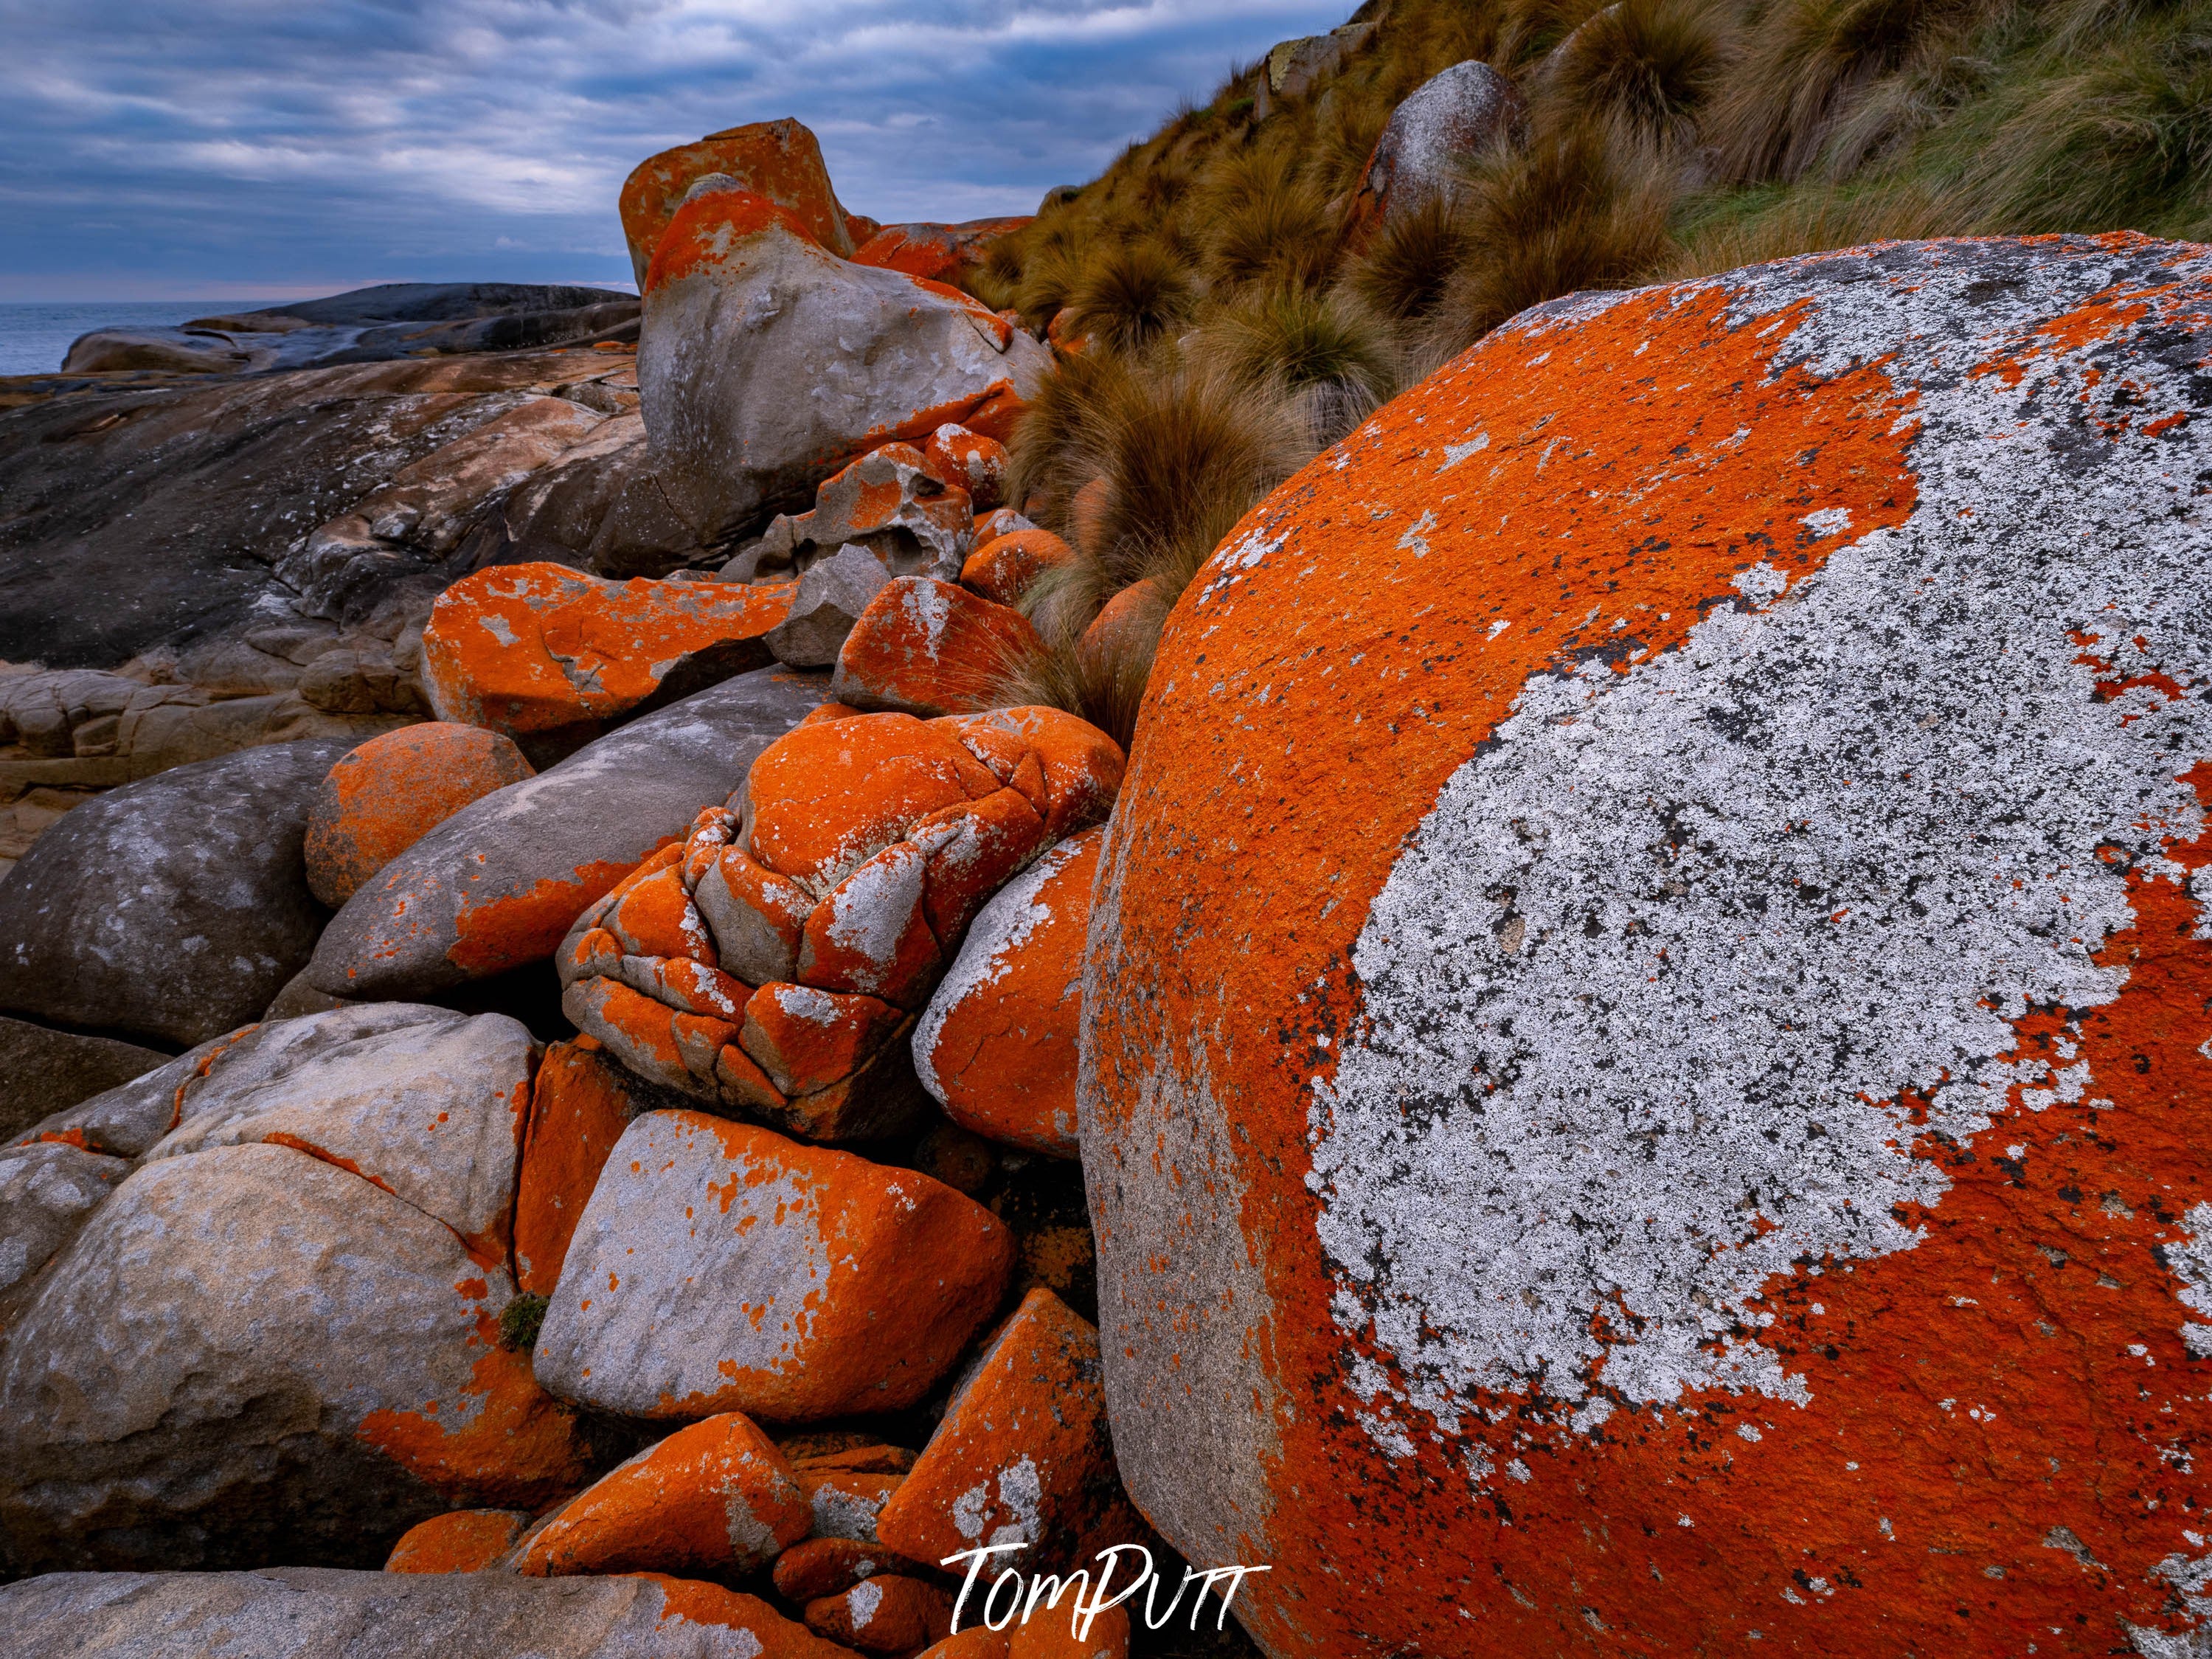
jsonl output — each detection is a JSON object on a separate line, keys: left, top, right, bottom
{"left": 618, "top": 118, "right": 857, "bottom": 285}
{"left": 851, "top": 218, "right": 1031, "bottom": 284}
{"left": 1082, "top": 235, "right": 2212, "bottom": 1653}
{"left": 555, "top": 708, "right": 1120, "bottom": 1142}
{"left": 876, "top": 1289, "right": 1139, "bottom": 1572}
{"left": 833, "top": 577, "right": 1047, "bottom": 717}
{"left": 517, "top": 1411, "right": 811, "bottom": 1578}
{"left": 532, "top": 1109, "right": 1014, "bottom": 1424}
{"left": 421, "top": 563, "right": 793, "bottom": 763}
{"left": 639, "top": 192, "right": 1050, "bottom": 544}
{"left": 305, "top": 723, "right": 535, "bottom": 907}
{"left": 308, "top": 665, "right": 833, "bottom": 1002}
{"left": 915, "top": 828, "right": 1100, "bottom": 1157}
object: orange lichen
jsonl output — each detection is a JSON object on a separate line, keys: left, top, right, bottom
{"left": 383, "top": 1507, "right": 527, "bottom": 1573}
{"left": 878, "top": 1288, "right": 1139, "bottom": 1572}
{"left": 918, "top": 829, "right": 1098, "bottom": 1158}
{"left": 962, "top": 530, "right": 1073, "bottom": 607}
{"left": 835, "top": 578, "right": 1047, "bottom": 718}
{"left": 449, "top": 856, "right": 659, "bottom": 975}
{"left": 617, "top": 118, "right": 855, "bottom": 284}
{"left": 850, "top": 218, "right": 1031, "bottom": 284}
{"left": 421, "top": 562, "right": 792, "bottom": 747}
{"left": 518, "top": 1411, "right": 810, "bottom": 1578}
{"left": 305, "top": 724, "right": 534, "bottom": 909}
{"left": 356, "top": 1306, "right": 593, "bottom": 1507}
{"left": 514, "top": 1038, "right": 639, "bottom": 1296}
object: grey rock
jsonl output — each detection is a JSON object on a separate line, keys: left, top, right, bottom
{"left": 309, "top": 666, "right": 833, "bottom": 1000}
{"left": 59, "top": 283, "right": 639, "bottom": 379}
{"left": 639, "top": 215, "right": 1048, "bottom": 544}
{"left": 0, "top": 350, "right": 611, "bottom": 670}
{"left": 142, "top": 1004, "right": 536, "bottom": 1247}
{"left": 0, "top": 1566, "right": 794, "bottom": 1658}
{"left": 765, "top": 544, "right": 896, "bottom": 667}
{"left": 0, "top": 740, "right": 346, "bottom": 1048}
{"left": 0, "top": 1140, "right": 587, "bottom": 1573}
{"left": 0, "top": 1140, "right": 128, "bottom": 1302}
{"left": 0, "top": 1016, "right": 167, "bottom": 1143}
{"left": 10, "top": 1031, "right": 238, "bottom": 1159}
{"left": 1362, "top": 60, "right": 1525, "bottom": 221}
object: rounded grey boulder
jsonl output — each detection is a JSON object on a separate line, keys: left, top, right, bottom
{"left": 0, "top": 739, "right": 347, "bottom": 1049}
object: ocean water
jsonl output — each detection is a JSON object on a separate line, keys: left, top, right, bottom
{"left": 0, "top": 301, "right": 282, "bottom": 377}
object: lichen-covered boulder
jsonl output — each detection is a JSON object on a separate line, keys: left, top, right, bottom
{"left": 422, "top": 564, "right": 794, "bottom": 763}
{"left": 876, "top": 1289, "right": 1137, "bottom": 1573}
{"left": 915, "top": 828, "right": 1099, "bottom": 1157}
{"left": 960, "top": 530, "right": 1072, "bottom": 608}
{"left": 618, "top": 118, "right": 859, "bottom": 285}
{"left": 770, "top": 1537, "right": 929, "bottom": 1602}
{"left": 306, "top": 724, "right": 535, "bottom": 908}
{"left": 0, "top": 1137, "right": 592, "bottom": 1573}
{"left": 309, "top": 667, "right": 833, "bottom": 1001}
{"left": 517, "top": 1412, "right": 811, "bottom": 1579}
{"left": 920, "top": 424, "right": 1010, "bottom": 513}
{"left": 0, "top": 1565, "right": 839, "bottom": 1658}
{"left": 804, "top": 1573, "right": 954, "bottom": 1655}
{"left": 639, "top": 191, "right": 1049, "bottom": 545}
{"left": 739, "top": 442, "right": 975, "bottom": 589}
{"left": 0, "top": 740, "right": 347, "bottom": 1049}
{"left": 533, "top": 1109, "right": 1013, "bottom": 1424}
{"left": 1351, "top": 60, "right": 1523, "bottom": 228}
{"left": 1082, "top": 234, "right": 2212, "bottom": 1654}
{"left": 0, "top": 1016, "right": 167, "bottom": 1144}
{"left": 139, "top": 1004, "right": 538, "bottom": 1263}
{"left": 556, "top": 707, "right": 1119, "bottom": 1143}
{"left": 833, "top": 578, "right": 1047, "bottom": 717}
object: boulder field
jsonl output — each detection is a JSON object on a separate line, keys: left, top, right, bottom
{"left": 1083, "top": 231, "right": 2212, "bottom": 1652}
{"left": 4, "top": 97, "right": 2211, "bottom": 1659}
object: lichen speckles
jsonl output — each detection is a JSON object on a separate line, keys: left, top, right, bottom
{"left": 1306, "top": 242, "right": 2212, "bottom": 1465}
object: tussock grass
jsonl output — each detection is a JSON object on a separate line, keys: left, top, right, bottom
{"left": 980, "top": 0, "right": 2212, "bottom": 733}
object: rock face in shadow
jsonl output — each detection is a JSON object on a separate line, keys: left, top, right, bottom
{"left": 0, "top": 1017, "right": 168, "bottom": 1142}
{"left": 0, "top": 739, "right": 344, "bottom": 1048}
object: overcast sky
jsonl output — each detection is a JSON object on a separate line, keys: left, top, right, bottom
{"left": 0, "top": 0, "right": 1353, "bottom": 302}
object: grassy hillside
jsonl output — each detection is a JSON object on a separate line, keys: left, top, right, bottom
{"left": 973, "top": 0, "right": 2212, "bottom": 738}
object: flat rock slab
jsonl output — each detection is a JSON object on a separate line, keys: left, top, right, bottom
{"left": 0, "top": 1016, "right": 167, "bottom": 1143}
{"left": 0, "top": 1566, "right": 824, "bottom": 1658}
{"left": 310, "top": 666, "right": 833, "bottom": 1000}
{"left": 0, "top": 739, "right": 347, "bottom": 1048}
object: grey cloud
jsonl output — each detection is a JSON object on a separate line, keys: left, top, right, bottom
{"left": 0, "top": 0, "right": 1350, "bottom": 298}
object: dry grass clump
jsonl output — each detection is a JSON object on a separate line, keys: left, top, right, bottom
{"left": 1067, "top": 240, "right": 1197, "bottom": 354}
{"left": 1539, "top": 0, "right": 1733, "bottom": 142}
{"left": 977, "top": 0, "right": 2212, "bottom": 734}
{"left": 1416, "top": 122, "right": 1677, "bottom": 360}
